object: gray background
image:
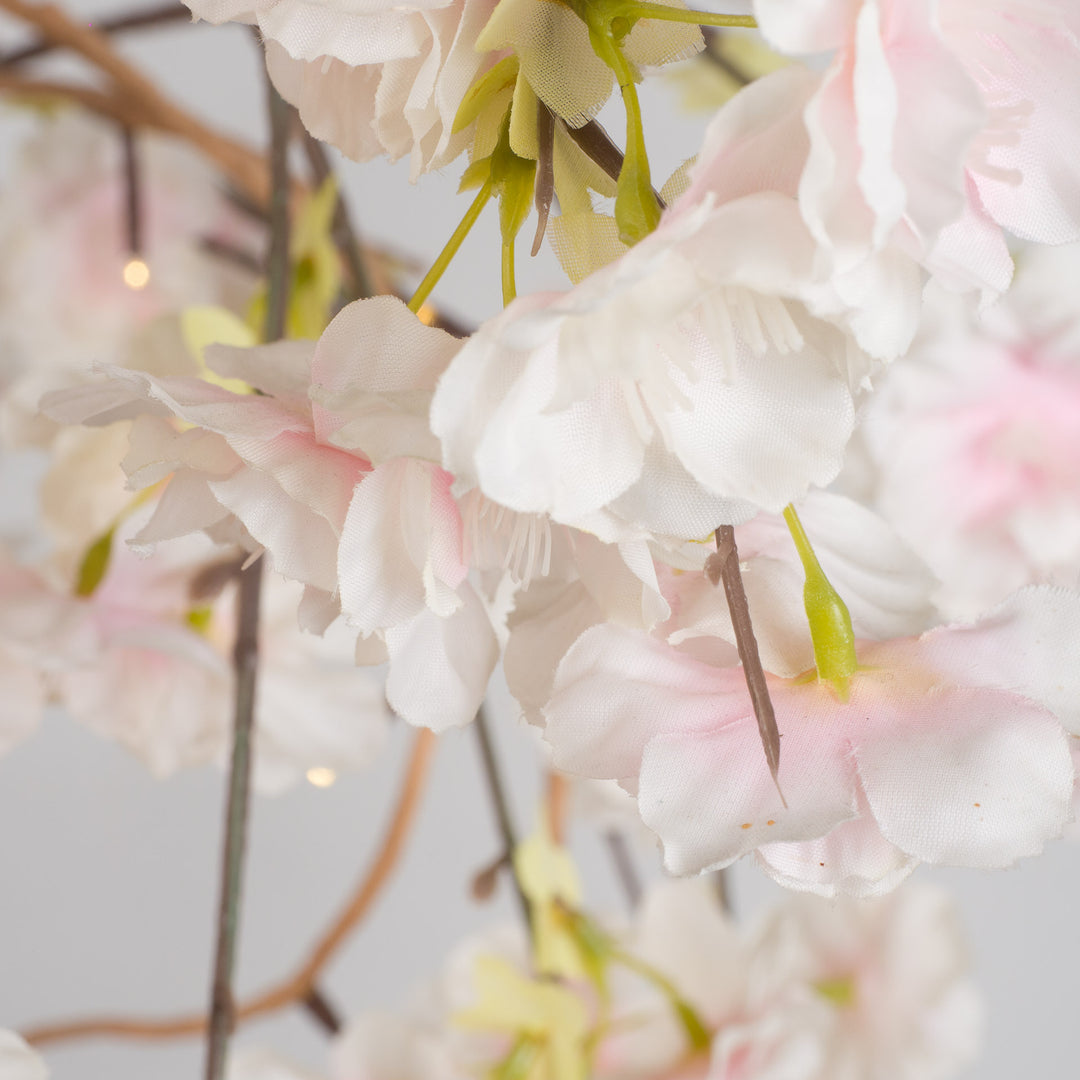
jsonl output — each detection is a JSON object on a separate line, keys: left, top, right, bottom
{"left": 0, "top": 7, "right": 1076, "bottom": 1078}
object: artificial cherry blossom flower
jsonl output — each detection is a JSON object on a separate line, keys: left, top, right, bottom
{"left": 543, "top": 586, "right": 1079, "bottom": 895}
{"left": 751, "top": 0, "right": 1080, "bottom": 315}
{"left": 432, "top": 189, "right": 862, "bottom": 544}
{"left": 731, "top": 885, "right": 982, "bottom": 1080}
{"left": 863, "top": 245, "right": 1080, "bottom": 619}
{"left": 44, "top": 297, "right": 508, "bottom": 729}
{"left": 0, "top": 112, "right": 253, "bottom": 446}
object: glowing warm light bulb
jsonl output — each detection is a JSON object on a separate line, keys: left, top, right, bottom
{"left": 306, "top": 766, "right": 337, "bottom": 788}
{"left": 122, "top": 256, "right": 151, "bottom": 291}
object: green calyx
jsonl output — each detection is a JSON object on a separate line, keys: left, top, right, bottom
{"left": 569, "top": 0, "right": 661, "bottom": 245}
{"left": 782, "top": 504, "right": 858, "bottom": 700}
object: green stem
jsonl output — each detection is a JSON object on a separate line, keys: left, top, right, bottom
{"left": 501, "top": 237, "right": 516, "bottom": 306}
{"left": 609, "top": 948, "right": 711, "bottom": 1052}
{"left": 620, "top": 4, "right": 756, "bottom": 28}
{"left": 407, "top": 178, "right": 494, "bottom": 313}
{"left": 782, "top": 504, "right": 858, "bottom": 698}
{"left": 588, "top": 25, "right": 660, "bottom": 243}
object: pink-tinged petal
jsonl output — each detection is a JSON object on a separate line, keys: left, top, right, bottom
{"left": 874, "top": 586, "right": 1080, "bottom": 733}
{"left": 679, "top": 66, "right": 817, "bottom": 210}
{"left": 855, "top": 686, "right": 1073, "bottom": 867}
{"left": 756, "top": 792, "right": 918, "bottom": 898}
{"left": 132, "top": 471, "right": 234, "bottom": 549}
{"left": 637, "top": 703, "right": 859, "bottom": 876}
{"left": 339, "top": 459, "right": 466, "bottom": 633}
{"left": 210, "top": 468, "right": 342, "bottom": 592}
{"left": 543, "top": 624, "right": 743, "bottom": 782}
{"left": 227, "top": 430, "right": 366, "bottom": 534}
{"left": 310, "top": 295, "right": 460, "bottom": 446}
{"left": 667, "top": 557, "right": 815, "bottom": 679}
{"left": 879, "top": 0, "right": 985, "bottom": 245}
{"left": 922, "top": 175, "right": 1014, "bottom": 299}
{"left": 384, "top": 583, "right": 497, "bottom": 730}
{"left": 753, "top": 0, "right": 860, "bottom": 54}
{"left": 968, "top": 20, "right": 1080, "bottom": 244}
{"left": 205, "top": 338, "right": 315, "bottom": 407}
{"left": 800, "top": 49, "right": 876, "bottom": 262}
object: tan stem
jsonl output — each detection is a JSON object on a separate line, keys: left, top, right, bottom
{"left": 0, "top": 0, "right": 273, "bottom": 204}
{"left": 21, "top": 729, "right": 437, "bottom": 1047}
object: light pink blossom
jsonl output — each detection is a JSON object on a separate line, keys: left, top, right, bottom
{"left": 543, "top": 587, "right": 1079, "bottom": 894}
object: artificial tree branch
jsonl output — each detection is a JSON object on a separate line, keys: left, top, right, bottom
{"left": 0, "top": 0, "right": 274, "bottom": 204}
{"left": 298, "top": 126, "right": 377, "bottom": 300}
{"left": 706, "top": 525, "right": 784, "bottom": 803}
{"left": 546, "top": 769, "right": 568, "bottom": 845}
{"left": 203, "top": 73, "right": 290, "bottom": 1080}
{"left": 21, "top": 728, "right": 437, "bottom": 1047}
{"left": 605, "top": 830, "right": 643, "bottom": 910}
{"left": 0, "top": 0, "right": 190, "bottom": 66}
{"left": 473, "top": 706, "right": 532, "bottom": 930}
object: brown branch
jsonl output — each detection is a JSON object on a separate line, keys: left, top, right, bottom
{"left": 0, "top": 1, "right": 191, "bottom": 66}
{"left": 706, "top": 526, "right": 785, "bottom": 804}
{"left": 21, "top": 728, "right": 437, "bottom": 1047}
{"left": 0, "top": 0, "right": 273, "bottom": 205}
{"left": 605, "top": 830, "right": 642, "bottom": 910}
{"left": 204, "top": 558, "right": 265, "bottom": 1080}
{"left": 546, "top": 770, "right": 568, "bottom": 845}
{"left": 474, "top": 706, "right": 532, "bottom": 930}
{"left": 297, "top": 126, "right": 376, "bottom": 300}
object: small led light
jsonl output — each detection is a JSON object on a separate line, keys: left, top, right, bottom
{"left": 415, "top": 302, "right": 438, "bottom": 327}
{"left": 122, "top": 257, "right": 151, "bottom": 291}
{"left": 306, "top": 766, "right": 337, "bottom": 788}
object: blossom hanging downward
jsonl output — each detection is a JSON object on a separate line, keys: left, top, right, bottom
{"left": 543, "top": 585, "right": 1079, "bottom": 896}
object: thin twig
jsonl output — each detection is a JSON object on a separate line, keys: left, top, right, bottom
{"left": 204, "top": 559, "right": 264, "bottom": 1080}
{"left": 0, "top": 0, "right": 274, "bottom": 204}
{"left": 604, "top": 830, "right": 643, "bottom": 911}
{"left": 562, "top": 116, "right": 667, "bottom": 210}
{"left": 712, "top": 868, "right": 732, "bottom": 915}
{"left": 546, "top": 769, "right": 568, "bottom": 845}
{"left": 706, "top": 526, "right": 785, "bottom": 804}
{"left": 473, "top": 706, "right": 532, "bottom": 930}
{"left": 531, "top": 100, "right": 555, "bottom": 257}
{"left": 700, "top": 27, "right": 753, "bottom": 86}
{"left": 300, "top": 988, "right": 342, "bottom": 1036}
{"left": 21, "top": 729, "right": 437, "bottom": 1047}
{"left": 203, "top": 70, "right": 291, "bottom": 1080}
{"left": 298, "top": 126, "right": 376, "bottom": 300}
{"left": 0, "top": 1, "right": 190, "bottom": 66}
{"left": 120, "top": 125, "right": 142, "bottom": 255}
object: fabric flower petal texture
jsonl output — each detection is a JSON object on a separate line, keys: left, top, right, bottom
{"left": 432, "top": 193, "right": 860, "bottom": 544}
{"left": 542, "top": 586, "right": 1079, "bottom": 895}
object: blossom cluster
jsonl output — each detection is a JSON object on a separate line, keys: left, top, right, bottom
{"left": 225, "top": 875, "right": 980, "bottom": 1080}
{"left": 2, "top": 0, "right": 1080, "bottom": 1072}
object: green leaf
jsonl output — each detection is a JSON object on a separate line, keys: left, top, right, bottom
{"left": 75, "top": 527, "right": 115, "bottom": 598}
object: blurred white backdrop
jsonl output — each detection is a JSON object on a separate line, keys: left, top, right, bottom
{"left": 0, "top": 7, "right": 1076, "bottom": 1079}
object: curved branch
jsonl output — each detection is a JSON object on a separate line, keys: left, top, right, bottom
{"left": 21, "top": 728, "right": 437, "bottom": 1047}
{"left": 0, "top": 0, "right": 272, "bottom": 204}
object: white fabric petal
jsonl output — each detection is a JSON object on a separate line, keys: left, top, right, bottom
{"left": 855, "top": 686, "right": 1073, "bottom": 867}
{"left": 384, "top": 582, "right": 497, "bottom": 730}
